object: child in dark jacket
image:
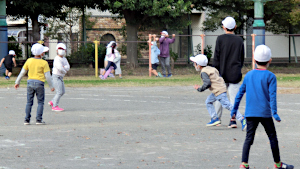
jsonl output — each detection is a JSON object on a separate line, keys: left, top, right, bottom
{"left": 231, "top": 45, "right": 294, "bottom": 169}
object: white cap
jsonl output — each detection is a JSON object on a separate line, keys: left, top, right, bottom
{"left": 222, "top": 17, "right": 236, "bottom": 29}
{"left": 254, "top": 45, "right": 272, "bottom": 62}
{"left": 190, "top": 54, "right": 208, "bottom": 66}
{"left": 43, "top": 47, "right": 49, "bottom": 53}
{"left": 9, "top": 50, "right": 15, "bottom": 55}
{"left": 161, "top": 31, "right": 168, "bottom": 36}
{"left": 56, "top": 43, "right": 66, "bottom": 50}
{"left": 31, "top": 43, "right": 48, "bottom": 56}
{"left": 106, "top": 41, "right": 116, "bottom": 48}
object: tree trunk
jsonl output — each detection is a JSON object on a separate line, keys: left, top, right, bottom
{"left": 31, "top": 15, "right": 40, "bottom": 42}
{"left": 123, "top": 11, "right": 139, "bottom": 67}
{"left": 125, "top": 22, "right": 139, "bottom": 67}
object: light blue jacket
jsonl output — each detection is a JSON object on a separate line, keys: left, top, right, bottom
{"left": 151, "top": 42, "right": 160, "bottom": 64}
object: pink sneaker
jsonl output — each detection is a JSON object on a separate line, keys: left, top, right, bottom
{"left": 52, "top": 106, "right": 64, "bottom": 112}
{"left": 48, "top": 101, "right": 53, "bottom": 107}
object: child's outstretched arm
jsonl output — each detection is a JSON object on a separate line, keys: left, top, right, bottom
{"left": 269, "top": 74, "right": 281, "bottom": 122}
{"left": 45, "top": 71, "right": 54, "bottom": 92}
{"left": 0, "top": 58, "right": 4, "bottom": 67}
{"left": 169, "top": 34, "right": 176, "bottom": 44}
{"left": 14, "top": 68, "right": 27, "bottom": 89}
{"left": 195, "top": 72, "right": 211, "bottom": 92}
{"left": 13, "top": 57, "right": 17, "bottom": 67}
{"left": 231, "top": 80, "right": 246, "bottom": 117}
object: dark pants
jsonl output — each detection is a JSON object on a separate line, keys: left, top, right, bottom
{"left": 105, "top": 61, "right": 117, "bottom": 71}
{"left": 25, "top": 81, "right": 45, "bottom": 121}
{"left": 242, "top": 117, "right": 280, "bottom": 163}
{"left": 160, "top": 57, "right": 171, "bottom": 75}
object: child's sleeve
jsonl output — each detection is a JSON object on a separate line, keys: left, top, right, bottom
{"left": 45, "top": 71, "right": 54, "bottom": 89}
{"left": 169, "top": 37, "right": 175, "bottom": 44}
{"left": 197, "top": 72, "right": 211, "bottom": 92}
{"left": 231, "top": 78, "right": 246, "bottom": 117}
{"left": 159, "top": 37, "right": 165, "bottom": 43}
{"left": 0, "top": 58, "right": 5, "bottom": 66}
{"left": 54, "top": 58, "right": 67, "bottom": 74}
{"left": 15, "top": 68, "right": 27, "bottom": 85}
{"left": 213, "top": 37, "right": 221, "bottom": 71}
{"left": 269, "top": 74, "right": 281, "bottom": 121}
{"left": 63, "top": 58, "right": 70, "bottom": 71}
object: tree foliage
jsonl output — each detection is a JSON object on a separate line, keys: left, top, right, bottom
{"left": 7, "top": 0, "right": 67, "bottom": 41}
{"left": 94, "top": 0, "right": 199, "bottom": 67}
{"left": 201, "top": 0, "right": 297, "bottom": 34}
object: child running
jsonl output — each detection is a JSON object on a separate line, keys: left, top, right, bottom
{"left": 191, "top": 54, "right": 246, "bottom": 130}
{"left": 150, "top": 34, "right": 162, "bottom": 77}
{"left": 0, "top": 50, "right": 17, "bottom": 80}
{"left": 100, "top": 42, "right": 117, "bottom": 80}
{"left": 102, "top": 41, "right": 116, "bottom": 78}
{"left": 231, "top": 45, "right": 294, "bottom": 169}
{"left": 15, "top": 43, "right": 54, "bottom": 125}
{"left": 48, "top": 43, "right": 70, "bottom": 112}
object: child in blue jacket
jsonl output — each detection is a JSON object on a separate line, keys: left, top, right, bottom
{"left": 231, "top": 45, "right": 294, "bottom": 169}
{"left": 151, "top": 35, "right": 162, "bottom": 77}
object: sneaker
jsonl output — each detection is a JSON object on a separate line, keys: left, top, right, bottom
{"left": 241, "top": 118, "right": 247, "bottom": 131}
{"left": 24, "top": 120, "right": 30, "bottom": 125}
{"left": 52, "top": 106, "right": 64, "bottom": 112}
{"left": 228, "top": 119, "right": 237, "bottom": 128}
{"left": 48, "top": 101, "right": 53, "bottom": 107}
{"left": 157, "top": 72, "right": 163, "bottom": 77}
{"left": 36, "top": 121, "right": 46, "bottom": 125}
{"left": 5, "top": 76, "right": 8, "bottom": 80}
{"left": 239, "top": 164, "right": 250, "bottom": 169}
{"left": 108, "top": 73, "right": 115, "bottom": 78}
{"left": 167, "top": 74, "right": 172, "bottom": 77}
{"left": 7, "top": 76, "right": 10, "bottom": 80}
{"left": 119, "top": 76, "right": 122, "bottom": 79}
{"left": 99, "top": 75, "right": 105, "bottom": 80}
{"left": 274, "top": 162, "right": 294, "bottom": 169}
{"left": 206, "top": 117, "right": 221, "bottom": 126}
{"left": 163, "top": 75, "right": 166, "bottom": 77}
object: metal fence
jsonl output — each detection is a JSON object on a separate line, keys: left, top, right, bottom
{"left": 2, "top": 33, "right": 299, "bottom": 72}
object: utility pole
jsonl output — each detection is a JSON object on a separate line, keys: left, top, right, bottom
{"left": 252, "top": 0, "right": 273, "bottom": 47}
{"left": 0, "top": 0, "right": 7, "bottom": 76}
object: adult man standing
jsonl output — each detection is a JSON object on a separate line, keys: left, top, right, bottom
{"left": 213, "top": 16, "right": 245, "bottom": 128}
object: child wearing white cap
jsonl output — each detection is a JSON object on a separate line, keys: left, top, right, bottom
{"left": 159, "top": 30, "right": 175, "bottom": 77}
{"left": 100, "top": 42, "right": 120, "bottom": 80}
{"left": 48, "top": 43, "right": 70, "bottom": 112}
{"left": 0, "top": 50, "right": 17, "bottom": 80}
{"left": 102, "top": 41, "right": 116, "bottom": 78}
{"left": 150, "top": 34, "right": 162, "bottom": 77}
{"left": 231, "top": 45, "right": 294, "bottom": 169}
{"left": 15, "top": 43, "right": 54, "bottom": 125}
{"left": 213, "top": 16, "right": 245, "bottom": 128}
{"left": 191, "top": 54, "right": 246, "bottom": 129}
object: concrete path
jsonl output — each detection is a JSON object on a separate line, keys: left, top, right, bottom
{"left": 0, "top": 86, "right": 299, "bottom": 169}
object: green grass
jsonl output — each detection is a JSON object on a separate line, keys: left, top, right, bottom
{"left": 1, "top": 74, "right": 300, "bottom": 89}
{"left": 0, "top": 75, "right": 202, "bottom": 88}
